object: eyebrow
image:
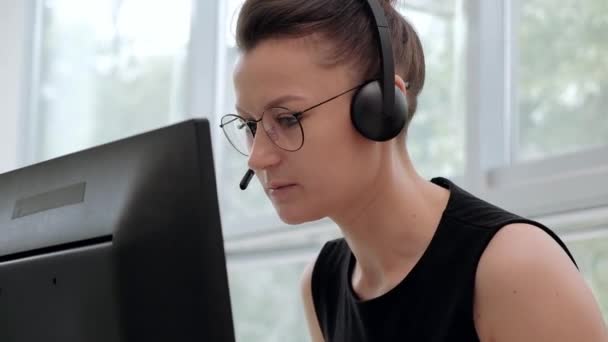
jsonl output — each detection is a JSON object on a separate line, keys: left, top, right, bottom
{"left": 235, "top": 94, "right": 307, "bottom": 119}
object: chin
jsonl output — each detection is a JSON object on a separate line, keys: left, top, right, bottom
{"left": 274, "top": 204, "right": 325, "bottom": 225}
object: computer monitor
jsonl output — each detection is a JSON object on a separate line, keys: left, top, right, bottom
{"left": 0, "top": 119, "right": 235, "bottom": 341}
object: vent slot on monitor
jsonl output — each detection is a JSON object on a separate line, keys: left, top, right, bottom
{"left": 12, "top": 182, "right": 87, "bottom": 219}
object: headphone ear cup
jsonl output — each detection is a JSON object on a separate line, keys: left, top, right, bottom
{"left": 351, "top": 80, "right": 409, "bottom": 141}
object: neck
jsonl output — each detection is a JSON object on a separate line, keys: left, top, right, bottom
{"left": 330, "top": 148, "right": 450, "bottom": 297}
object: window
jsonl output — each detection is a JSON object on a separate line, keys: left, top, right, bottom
{"left": 399, "top": 1, "right": 466, "bottom": 178}
{"left": 515, "top": 0, "right": 608, "bottom": 161}
{"left": 28, "top": 0, "right": 191, "bottom": 163}
{"left": 227, "top": 260, "right": 309, "bottom": 342}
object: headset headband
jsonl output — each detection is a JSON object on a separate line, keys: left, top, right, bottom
{"left": 363, "top": 0, "right": 395, "bottom": 118}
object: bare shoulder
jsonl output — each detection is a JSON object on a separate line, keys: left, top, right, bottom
{"left": 301, "top": 255, "right": 325, "bottom": 342}
{"left": 300, "top": 257, "right": 316, "bottom": 297}
{"left": 473, "top": 223, "right": 608, "bottom": 341}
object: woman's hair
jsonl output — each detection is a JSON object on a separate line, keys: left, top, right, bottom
{"left": 235, "top": 0, "right": 426, "bottom": 121}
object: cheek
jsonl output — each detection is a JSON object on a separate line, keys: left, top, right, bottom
{"left": 300, "top": 128, "right": 374, "bottom": 198}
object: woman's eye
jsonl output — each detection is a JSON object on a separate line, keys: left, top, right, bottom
{"left": 277, "top": 115, "right": 299, "bottom": 128}
{"left": 237, "top": 121, "right": 256, "bottom": 134}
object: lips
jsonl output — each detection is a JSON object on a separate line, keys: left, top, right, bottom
{"left": 267, "top": 181, "right": 296, "bottom": 191}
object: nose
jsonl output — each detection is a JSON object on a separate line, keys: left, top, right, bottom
{"left": 247, "top": 125, "right": 281, "bottom": 172}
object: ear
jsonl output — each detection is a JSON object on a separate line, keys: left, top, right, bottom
{"left": 394, "top": 75, "right": 411, "bottom": 143}
{"left": 394, "top": 74, "right": 408, "bottom": 96}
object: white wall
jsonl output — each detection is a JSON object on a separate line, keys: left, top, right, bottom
{"left": 0, "top": 0, "right": 28, "bottom": 174}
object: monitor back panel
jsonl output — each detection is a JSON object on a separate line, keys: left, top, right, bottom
{"left": 0, "top": 242, "right": 120, "bottom": 341}
{"left": 0, "top": 120, "right": 235, "bottom": 342}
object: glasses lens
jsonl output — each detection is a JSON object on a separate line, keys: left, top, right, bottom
{"left": 221, "top": 114, "right": 254, "bottom": 156}
{"left": 262, "top": 107, "right": 303, "bottom": 152}
{"left": 220, "top": 109, "right": 304, "bottom": 155}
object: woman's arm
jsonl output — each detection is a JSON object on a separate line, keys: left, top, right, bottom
{"left": 301, "top": 259, "right": 325, "bottom": 342}
{"left": 474, "top": 223, "right": 608, "bottom": 341}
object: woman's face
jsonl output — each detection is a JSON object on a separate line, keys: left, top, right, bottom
{"left": 233, "top": 37, "right": 384, "bottom": 225}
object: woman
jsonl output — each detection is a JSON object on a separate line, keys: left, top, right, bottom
{"left": 220, "top": 0, "right": 608, "bottom": 340}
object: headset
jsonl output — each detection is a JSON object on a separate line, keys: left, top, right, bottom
{"left": 352, "top": 0, "right": 409, "bottom": 142}
{"left": 240, "top": 0, "right": 409, "bottom": 190}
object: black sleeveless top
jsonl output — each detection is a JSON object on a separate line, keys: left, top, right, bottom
{"left": 311, "top": 177, "right": 577, "bottom": 342}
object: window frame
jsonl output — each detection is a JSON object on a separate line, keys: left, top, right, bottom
{"left": 466, "top": 0, "right": 608, "bottom": 227}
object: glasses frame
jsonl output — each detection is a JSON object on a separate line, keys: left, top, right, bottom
{"left": 219, "top": 81, "right": 370, "bottom": 156}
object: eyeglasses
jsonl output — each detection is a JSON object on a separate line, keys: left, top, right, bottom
{"left": 219, "top": 82, "right": 367, "bottom": 156}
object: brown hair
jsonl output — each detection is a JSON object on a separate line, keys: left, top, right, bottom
{"left": 235, "top": 0, "right": 426, "bottom": 122}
